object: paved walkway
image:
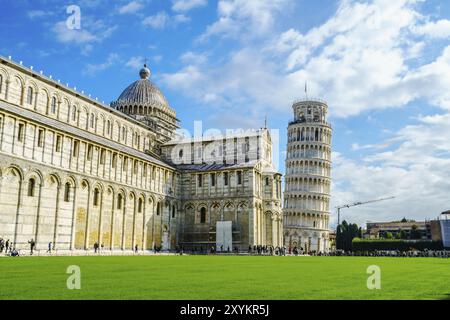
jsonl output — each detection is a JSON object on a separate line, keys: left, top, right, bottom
{"left": 0, "top": 250, "right": 178, "bottom": 257}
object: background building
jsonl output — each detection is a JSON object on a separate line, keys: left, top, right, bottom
{"left": 365, "top": 220, "right": 432, "bottom": 240}
{"left": 283, "top": 99, "right": 332, "bottom": 252}
{"left": 430, "top": 211, "right": 450, "bottom": 249}
{"left": 161, "top": 130, "right": 283, "bottom": 251}
{"left": 0, "top": 56, "right": 282, "bottom": 254}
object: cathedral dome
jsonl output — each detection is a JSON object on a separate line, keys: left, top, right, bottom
{"left": 112, "top": 64, "right": 169, "bottom": 109}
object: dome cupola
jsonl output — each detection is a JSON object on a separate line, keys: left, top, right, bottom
{"left": 111, "top": 64, "right": 178, "bottom": 143}
{"left": 113, "top": 64, "right": 170, "bottom": 110}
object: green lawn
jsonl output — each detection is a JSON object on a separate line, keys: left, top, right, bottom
{"left": 0, "top": 255, "right": 449, "bottom": 300}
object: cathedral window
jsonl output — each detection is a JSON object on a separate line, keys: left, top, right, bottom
{"left": 17, "top": 123, "right": 25, "bottom": 142}
{"left": 156, "top": 203, "right": 161, "bottom": 216}
{"left": 123, "top": 157, "right": 128, "bottom": 171}
{"left": 237, "top": 171, "right": 242, "bottom": 185}
{"left": 72, "top": 106, "right": 77, "bottom": 121}
{"left": 210, "top": 173, "right": 216, "bottom": 187}
{"left": 172, "top": 205, "right": 176, "bottom": 218}
{"left": 55, "top": 135, "right": 62, "bottom": 152}
{"left": 93, "top": 188, "right": 100, "bottom": 206}
{"left": 87, "top": 145, "right": 93, "bottom": 160}
{"left": 64, "top": 183, "right": 71, "bottom": 202}
{"left": 200, "top": 207, "right": 206, "bottom": 224}
{"left": 90, "top": 114, "right": 95, "bottom": 129}
{"left": 224, "top": 172, "right": 229, "bottom": 186}
{"left": 37, "top": 129, "right": 44, "bottom": 147}
{"left": 198, "top": 174, "right": 202, "bottom": 187}
{"left": 265, "top": 177, "right": 269, "bottom": 186}
{"left": 100, "top": 150, "right": 106, "bottom": 164}
{"left": 27, "top": 178, "right": 36, "bottom": 197}
{"left": 117, "top": 194, "right": 123, "bottom": 210}
{"left": 73, "top": 140, "right": 79, "bottom": 157}
{"left": 138, "top": 198, "right": 143, "bottom": 213}
{"left": 0, "top": 74, "right": 2, "bottom": 93}
{"left": 179, "top": 149, "right": 183, "bottom": 158}
{"left": 112, "top": 153, "right": 117, "bottom": 168}
{"left": 107, "top": 120, "right": 111, "bottom": 135}
{"left": 27, "top": 86, "right": 33, "bottom": 105}
{"left": 51, "top": 97, "right": 57, "bottom": 114}
{"left": 134, "top": 160, "right": 139, "bottom": 174}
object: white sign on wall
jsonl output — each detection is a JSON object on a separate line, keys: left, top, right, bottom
{"left": 216, "top": 221, "right": 232, "bottom": 252}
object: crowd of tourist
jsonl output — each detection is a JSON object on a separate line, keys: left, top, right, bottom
{"left": 1, "top": 235, "right": 448, "bottom": 258}
{"left": 324, "top": 249, "right": 450, "bottom": 258}
{"left": 0, "top": 237, "right": 19, "bottom": 256}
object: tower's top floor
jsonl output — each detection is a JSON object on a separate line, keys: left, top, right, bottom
{"left": 291, "top": 98, "right": 329, "bottom": 125}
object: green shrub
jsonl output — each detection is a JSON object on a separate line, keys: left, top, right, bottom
{"left": 352, "top": 239, "right": 443, "bottom": 251}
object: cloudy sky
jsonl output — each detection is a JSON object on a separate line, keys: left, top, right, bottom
{"left": 1, "top": 0, "right": 450, "bottom": 227}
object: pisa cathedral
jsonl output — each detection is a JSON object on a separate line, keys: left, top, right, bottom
{"left": 0, "top": 55, "right": 283, "bottom": 254}
{"left": 283, "top": 99, "right": 332, "bottom": 252}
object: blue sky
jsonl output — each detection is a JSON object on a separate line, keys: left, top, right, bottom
{"left": 1, "top": 0, "right": 450, "bottom": 226}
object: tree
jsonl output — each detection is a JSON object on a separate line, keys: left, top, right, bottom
{"left": 336, "top": 220, "right": 361, "bottom": 251}
{"left": 399, "top": 230, "right": 407, "bottom": 239}
{"left": 384, "top": 232, "right": 393, "bottom": 239}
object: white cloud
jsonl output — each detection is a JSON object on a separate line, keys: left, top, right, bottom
{"left": 143, "top": 11, "right": 170, "bottom": 29}
{"left": 53, "top": 21, "right": 97, "bottom": 44}
{"left": 143, "top": 11, "right": 191, "bottom": 29}
{"left": 118, "top": 1, "right": 144, "bottom": 15}
{"left": 125, "top": 56, "right": 145, "bottom": 70}
{"left": 164, "top": 0, "right": 450, "bottom": 120}
{"left": 27, "top": 10, "right": 53, "bottom": 19}
{"left": 412, "top": 19, "right": 450, "bottom": 39}
{"left": 162, "top": 48, "right": 290, "bottom": 107}
{"left": 180, "top": 51, "right": 208, "bottom": 65}
{"left": 152, "top": 55, "right": 163, "bottom": 63}
{"left": 172, "top": 0, "right": 207, "bottom": 12}
{"left": 173, "top": 14, "right": 191, "bottom": 24}
{"left": 83, "top": 53, "right": 119, "bottom": 76}
{"left": 52, "top": 19, "right": 117, "bottom": 49}
{"left": 332, "top": 112, "right": 450, "bottom": 226}
{"left": 199, "top": 0, "right": 291, "bottom": 41}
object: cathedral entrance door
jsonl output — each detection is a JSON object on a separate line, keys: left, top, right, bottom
{"left": 162, "top": 231, "right": 169, "bottom": 251}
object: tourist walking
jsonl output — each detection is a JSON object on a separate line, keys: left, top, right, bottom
{"left": 47, "top": 242, "right": 52, "bottom": 253}
{"left": 5, "top": 239, "right": 10, "bottom": 253}
{"left": 28, "top": 239, "right": 35, "bottom": 255}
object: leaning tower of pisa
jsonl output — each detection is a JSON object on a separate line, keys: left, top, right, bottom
{"left": 283, "top": 99, "right": 332, "bottom": 253}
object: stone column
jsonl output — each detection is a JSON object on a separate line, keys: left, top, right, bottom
{"left": 52, "top": 184, "right": 61, "bottom": 249}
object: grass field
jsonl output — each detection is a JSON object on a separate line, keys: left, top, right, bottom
{"left": 0, "top": 255, "right": 449, "bottom": 300}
